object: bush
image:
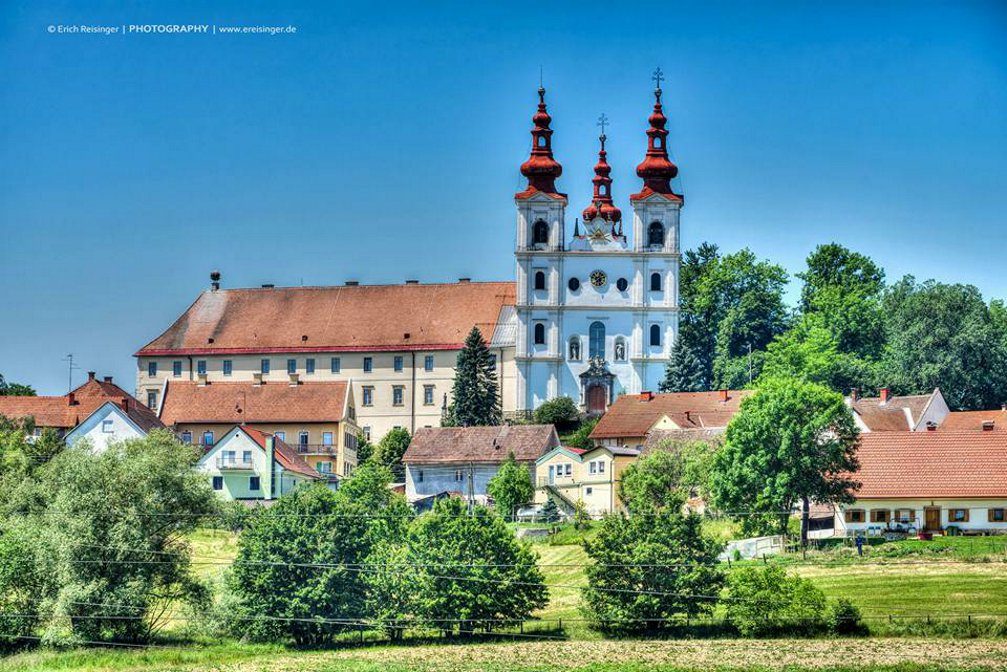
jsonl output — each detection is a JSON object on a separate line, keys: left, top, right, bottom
{"left": 724, "top": 565, "right": 829, "bottom": 636}
{"left": 216, "top": 499, "right": 259, "bottom": 532}
{"left": 540, "top": 499, "right": 561, "bottom": 523}
{"left": 828, "top": 597, "right": 866, "bottom": 636}
{"left": 487, "top": 452, "right": 534, "bottom": 519}
{"left": 564, "top": 417, "right": 598, "bottom": 451}
{"left": 582, "top": 511, "right": 724, "bottom": 634}
{"left": 532, "top": 397, "right": 580, "bottom": 431}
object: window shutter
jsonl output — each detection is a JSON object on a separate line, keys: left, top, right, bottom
{"left": 990, "top": 509, "right": 995, "bottom": 523}
{"left": 909, "top": 509, "right": 916, "bottom": 522}
{"left": 963, "top": 509, "right": 970, "bottom": 523}
{"left": 844, "top": 510, "right": 853, "bottom": 523}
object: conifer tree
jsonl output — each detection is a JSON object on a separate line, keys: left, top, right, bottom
{"left": 448, "top": 327, "right": 502, "bottom": 427}
{"left": 660, "top": 335, "right": 707, "bottom": 392}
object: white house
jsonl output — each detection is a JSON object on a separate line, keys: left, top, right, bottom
{"left": 63, "top": 400, "right": 166, "bottom": 451}
{"left": 195, "top": 425, "right": 322, "bottom": 501}
{"left": 402, "top": 425, "right": 559, "bottom": 506}
{"left": 836, "top": 430, "right": 1007, "bottom": 536}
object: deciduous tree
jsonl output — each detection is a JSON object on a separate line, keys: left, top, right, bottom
{"left": 487, "top": 451, "right": 534, "bottom": 519}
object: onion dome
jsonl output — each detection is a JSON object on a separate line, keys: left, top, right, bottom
{"left": 516, "top": 87, "right": 565, "bottom": 200}
{"left": 582, "top": 132, "right": 622, "bottom": 223}
{"left": 630, "top": 79, "right": 682, "bottom": 202}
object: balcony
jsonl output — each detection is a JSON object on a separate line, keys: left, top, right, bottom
{"left": 216, "top": 457, "right": 255, "bottom": 470}
{"left": 294, "top": 443, "right": 338, "bottom": 455}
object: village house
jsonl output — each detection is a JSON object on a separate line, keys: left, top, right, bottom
{"left": 157, "top": 379, "right": 359, "bottom": 479}
{"left": 589, "top": 389, "right": 751, "bottom": 450}
{"left": 402, "top": 425, "right": 559, "bottom": 506}
{"left": 846, "top": 387, "right": 949, "bottom": 432}
{"left": 534, "top": 444, "right": 640, "bottom": 516}
{"left": 135, "top": 278, "right": 517, "bottom": 442}
{"left": 195, "top": 425, "right": 322, "bottom": 501}
{"left": 0, "top": 371, "right": 163, "bottom": 444}
{"left": 835, "top": 430, "right": 1007, "bottom": 536}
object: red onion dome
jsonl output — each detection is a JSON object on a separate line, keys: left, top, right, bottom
{"left": 582, "top": 133, "right": 622, "bottom": 223}
{"left": 517, "top": 87, "right": 564, "bottom": 199}
{"left": 631, "top": 86, "right": 682, "bottom": 202}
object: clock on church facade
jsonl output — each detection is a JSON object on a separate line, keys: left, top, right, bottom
{"left": 514, "top": 78, "right": 682, "bottom": 416}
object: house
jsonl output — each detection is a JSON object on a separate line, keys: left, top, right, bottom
{"left": 835, "top": 431, "right": 1007, "bottom": 536}
{"left": 401, "top": 425, "right": 559, "bottom": 505}
{"left": 0, "top": 371, "right": 162, "bottom": 440}
{"left": 195, "top": 425, "right": 322, "bottom": 501}
{"left": 158, "top": 379, "right": 359, "bottom": 479}
{"left": 846, "top": 387, "right": 949, "bottom": 432}
{"left": 589, "top": 390, "right": 751, "bottom": 450}
{"left": 64, "top": 400, "right": 166, "bottom": 451}
{"left": 939, "top": 408, "right": 1006, "bottom": 432}
{"left": 534, "top": 444, "right": 640, "bottom": 516}
{"left": 134, "top": 277, "right": 518, "bottom": 441}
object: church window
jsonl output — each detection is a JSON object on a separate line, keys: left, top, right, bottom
{"left": 534, "top": 322, "right": 546, "bottom": 345}
{"left": 616, "top": 278, "right": 628, "bottom": 292}
{"left": 568, "top": 337, "right": 582, "bottom": 361}
{"left": 532, "top": 220, "right": 549, "bottom": 245}
{"left": 534, "top": 270, "right": 546, "bottom": 291}
{"left": 648, "top": 221, "right": 665, "bottom": 247}
{"left": 650, "top": 324, "right": 662, "bottom": 347}
{"left": 650, "top": 272, "right": 662, "bottom": 292}
{"left": 589, "top": 321, "right": 606, "bottom": 359}
{"left": 568, "top": 277, "right": 581, "bottom": 292}
{"left": 614, "top": 337, "right": 627, "bottom": 362}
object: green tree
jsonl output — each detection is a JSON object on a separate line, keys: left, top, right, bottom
{"left": 564, "top": 417, "right": 598, "bottom": 451}
{"left": 355, "top": 431, "right": 374, "bottom": 464}
{"left": 374, "top": 427, "right": 411, "bottom": 479}
{"left": 880, "top": 277, "right": 1007, "bottom": 410}
{"left": 337, "top": 461, "right": 413, "bottom": 543}
{"left": 709, "top": 378, "right": 860, "bottom": 545}
{"left": 581, "top": 510, "right": 723, "bottom": 634}
{"left": 618, "top": 450, "right": 686, "bottom": 512}
{"left": 532, "top": 396, "right": 580, "bottom": 431}
{"left": 540, "top": 498, "right": 561, "bottom": 523}
{"left": 724, "top": 565, "right": 830, "bottom": 636}
{"left": 487, "top": 452, "right": 534, "bottom": 519}
{"left": 407, "top": 498, "right": 546, "bottom": 634}
{"left": 0, "top": 375, "right": 36, "bottom": 396}
{"left": 660, "top": 337, "right": 707, "bottom": 392}
{"left": 447, "top": 327, "right": 502, "bottom": 427}
{"left": 227, "top": 485, "right": 373, "bottom": 645}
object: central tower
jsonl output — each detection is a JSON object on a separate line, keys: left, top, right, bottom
{"left": 515, "top": 76, "right": 682, "bottom": 416}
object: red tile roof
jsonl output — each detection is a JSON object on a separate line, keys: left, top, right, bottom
{"left": 403, "top": 425, "right": 559, "bottom": 465}
{"left": 0, "top": 374, "right": 163, "bottom": 432}
{"left": 136, "top": 282, "right": 516, "bottom": 356}
{"left": 851, "top": 392, "right": 935, "bottom": 432}
{"left": 240, "top": 427, "right": 320, "bottom": 480}
{"left": 159, "top": 380, "right": 349, "bottom": 426}
{"left": 940, "top": 410, "right": 1006, "bottom": 432}
{"left": 590, "top": 391, "right": 752, "bottom": 440}
{"left": 855, "top": 431, "right": 1007, "bottom": 499}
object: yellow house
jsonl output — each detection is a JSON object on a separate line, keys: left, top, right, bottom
{"left": 534, "top": 445, "right": 640, "bottom": 516}
{"left": 159, "top": 379, "right": 359, "bottom": 479}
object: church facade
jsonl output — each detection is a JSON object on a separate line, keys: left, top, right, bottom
{"left": 513, "top": 81, "right": 682, "bottom": 415}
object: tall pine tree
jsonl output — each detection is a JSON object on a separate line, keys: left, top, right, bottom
{"left": 447, "top": 327, "right": 502, "bottom": 427}
{"left": 660, "top": 334, "right": 707, "bottom": 392}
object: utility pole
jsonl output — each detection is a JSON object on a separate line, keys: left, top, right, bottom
{"left": 467, "top": 461, "right": 475, "bottom": 515}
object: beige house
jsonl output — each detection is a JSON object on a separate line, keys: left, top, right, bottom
{"left": 535, "top": 445, "right": 640, "bottom": 516}
{"left": 135, "top": 277, "right": 517, "bottom": 442}
{"left": 158, "top": 378, "right": 358, "bottom": 479}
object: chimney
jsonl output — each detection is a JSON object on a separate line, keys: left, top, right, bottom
{"left": 926, "top": 421, "right": 937, "bottom": 432}
{"left": 458, "top": 277, "right": 471, "bottom": 283}
{"left": 103, "top": 376, "right": 113, "bottom": 383}
{"left": 344, "top": 280, "right": 359, "bottom": 286}
{"left": 405, "top": 279, "right": 419, "bottom": 285}
{"left": 210, "top": 270, "right": 221, "bottom": 291}
{"left": 719, "top": 389, "right": 729, "bottom": 403}
{"left": 640, "top": 391, "right": 654, "bottom": 401}
{"left": 850, "top": 388, "right": 859, "bottom": 403}
{"left": 880, "top": 387, "right": 891, "bottom": 404}
{"left": 120, "top": 398, "right": 130, "bottom": 413}
{"left": 67, "top": 392, "right": 76, "bottom": 406}
{"left": 261, "top": 283, "right": 274, "bottom": 288}
{"left": 982, "top": 420, "right": 995, "bottom": 432}
{"left": 87, "top": 371, "right": 96, "bottom": 382}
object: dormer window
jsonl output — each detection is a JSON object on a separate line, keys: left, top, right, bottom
{"left": 648, "top": 221, "right": 665, "bottom": 247}
{"left": 532, "top": 220, "right": 549, "bottom": 245}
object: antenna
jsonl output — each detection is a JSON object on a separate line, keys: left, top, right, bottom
{"left": 61, "top": 353, "right": 80, "bottom": 393}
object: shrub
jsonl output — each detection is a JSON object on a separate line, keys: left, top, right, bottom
{"left": 540, "top": 499, "right": 561, "bottom": 523}
{"left": 532, "top": 397, "right": 580, "bottom": 431}
{"left": 828, "top": 597, "right": 866, "bottom": 636}
{"left": 487, "top": 452, "right": 534, "bottom": 519}
{"left": 564, "top": 417, "right": 598, "bottom": 451}
{"left": 217, "top": 499, "right": 259, "bottom": 532}
{"left": 724, "top": 565, "right": 829, "bottom": 636}
{"left": 618, "top": 449, "right": 687, "bottom": 512}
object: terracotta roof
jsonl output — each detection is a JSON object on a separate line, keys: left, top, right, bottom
{"left": 850, "top": 392, "right": 934, "bottom": 432}
{"left": 854, "top": 431, "right": 1007, "bottom": 499}
{"left": 590, "top": 391, "right": 752, "bottom": 440}
{"left": 136, "top": 281, "right": 516, "bottom": 356}
{"left": 940, "top": 410, "right": 1007, "bottom": 432}
{"left": 0, "top": 374, "right": 163, "bottom": 432}
{"left": 403, "top": 425, "right": 559, "bottom": 465}
{"left": 159, "top": 380, "right": 349, "bottom": 426}
{"left": 240, "top": 426, "right": 320, "bottom": 480}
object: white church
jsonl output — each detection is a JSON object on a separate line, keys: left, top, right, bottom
{"left": 513, "top": 78, "right": 681, "bottom": 415}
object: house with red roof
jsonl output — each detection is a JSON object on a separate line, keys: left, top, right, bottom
{"left": 845, "top": 387, "right": 949, "bottom": 432}
{"left": 195, "top": 425, "right": 322, "bottom": 501}
{"left": 836, "top": 431, "right": 1007, "bottom": 536}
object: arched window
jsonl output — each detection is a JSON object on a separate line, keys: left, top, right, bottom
{"left": 650, "top": 324, "right": 661, "bottom": 347}
{"left": 534, "top": 322, "right": 546, "bottom": 345}
{"left": 533, "top": 270, "right": 546, "bottom": 291}
{"left": 648, "top": 221, "right": 665, "bottom": 247}
{"left": 568, "top": 336, "right": 581, "bottom": 361}
{"left": 589, "top": 321, "right": 605, "bottom": 359}
{"left": 532, "top": 220, "right": 549, "bottom": 245}
{"left": 537, "top": 136, "right": 547, "bottom": 148}
{"left": 614, "top": 337, "right": 627, "bottom": 362}
{"left": 650, "top": 272, "right": 662, "bottom": 291}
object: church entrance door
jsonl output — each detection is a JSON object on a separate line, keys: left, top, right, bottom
{"left": 587, "top": 385, "right": 607, "bottom": 415}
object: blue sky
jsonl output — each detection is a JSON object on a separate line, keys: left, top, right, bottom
{"left": 1, "top": 1, "right": 1005, "bottom": 395}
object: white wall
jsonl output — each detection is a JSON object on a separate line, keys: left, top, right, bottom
{"left": 65, "top": 404, "right": 146, "bottom": 453}
{"left": 836, "top": 499, "right": 1007, "bottom": 535}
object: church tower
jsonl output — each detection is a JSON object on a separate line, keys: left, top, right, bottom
{"left": 515, "top": 73, "right": 681, "bottom": 417}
